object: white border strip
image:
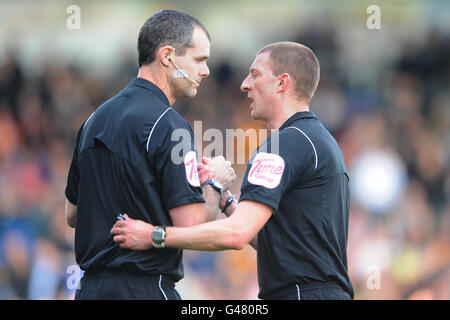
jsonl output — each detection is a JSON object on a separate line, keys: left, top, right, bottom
{"left": 146, "top": 108, "right": 172, "bottom": 152}
{"left": 83, "top": 110, "right": 96, "bottom": 127}
{"left": 285, "top": 126, "right": 318, "bottom": 170}
{"left": 296, "top": 284, "right": 301, "bottom": 300}
{"left": 159, "top": 275, "right": 168, "bottom": 300}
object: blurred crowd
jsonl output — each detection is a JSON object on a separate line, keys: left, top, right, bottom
{"left": 0, "top": 25, "right": 449, "bottom": 299}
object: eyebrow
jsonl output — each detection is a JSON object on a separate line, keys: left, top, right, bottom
{"left": 195, "top": 55, "right": 209, "bottom": 61}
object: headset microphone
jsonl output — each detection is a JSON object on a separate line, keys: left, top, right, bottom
{"left": 166, "top": 52, "right": 199, "bottom": 86}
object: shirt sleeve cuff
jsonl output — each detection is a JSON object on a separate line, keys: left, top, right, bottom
{"left": 238, "top": 192, "right": 279, "bottom": 211}
{"left": 65, "top": 188, "right": 78, "bottom": 206}
{"left": 165, "top": 194, "right": 205, "bottom": 211}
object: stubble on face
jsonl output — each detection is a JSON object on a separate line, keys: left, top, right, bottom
{"left": 245, "top": 52, "right": 277, "bottom": 122}
{"left": 171, "top": 27, "right": 210, "bottom": 100}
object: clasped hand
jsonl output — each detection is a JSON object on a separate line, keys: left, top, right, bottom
{"left": 197, "top": 156, "right": 236, "bottom": 190}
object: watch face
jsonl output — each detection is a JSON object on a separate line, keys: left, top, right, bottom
{"left": 153, "top": 227, "right": 166, "bottom": 243}
{"left": 212, "top": 179, "right": 222, "bottom": 189}
{"left": 154, "top": 231, "right": 163, "bottom": 241}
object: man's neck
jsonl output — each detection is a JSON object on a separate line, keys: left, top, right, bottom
{"left": 266, "top": 100, "right": 309, "bottom": 130}
{"left": 137, "top": 65, "right": 175, "bottom": 105}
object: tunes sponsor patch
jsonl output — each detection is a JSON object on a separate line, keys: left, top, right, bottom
{"left": 184, "top": 151, "right": 200, "bottom": 187}
{"left": 247, "top": 152, "right": 285, "bottom": 189}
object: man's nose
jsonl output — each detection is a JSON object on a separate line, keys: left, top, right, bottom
{"left": 240, "top": 75, "right": 250, "bottom": 92}
{"left": 200, "top": 63, "right": 210, "bottom": 77}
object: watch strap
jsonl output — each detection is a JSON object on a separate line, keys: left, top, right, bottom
{"left": 201, "top": 179, "right": 222, "bottom": 194}
{"left": 221, "top": 194, "right": 236, "bottom": 213}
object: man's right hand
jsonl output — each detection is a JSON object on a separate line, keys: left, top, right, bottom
{"left": 201, "top": 156, "right": 236, "bottom": 191}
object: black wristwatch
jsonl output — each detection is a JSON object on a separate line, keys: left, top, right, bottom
{"left": 201, "top": 178, "right": 223, "bottom": 194}
{"left": 152, "top": 226, "right": 166, "bottom": 249}
{"left": 222, "top": 194, "right": 236, "bottom": 213}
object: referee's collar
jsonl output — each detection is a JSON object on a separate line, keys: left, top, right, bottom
{"left": 280, "top": 111, "right": 317, "bottom": 130}
{"left": 129, "top": 77, "right": 170, "bottom": 106}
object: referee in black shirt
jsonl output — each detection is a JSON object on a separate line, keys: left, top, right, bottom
{"left": 111, "top": 42, "right": 354, "bottom": 300}
{"left": 65, "top": 10, "right": 235, "bottom": 300}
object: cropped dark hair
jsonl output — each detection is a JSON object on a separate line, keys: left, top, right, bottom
{"left": 258, "top": 42, "right": 320, "bottom": 102}
{"left": 138, "top": 10, "right": 210, "bottom": 67}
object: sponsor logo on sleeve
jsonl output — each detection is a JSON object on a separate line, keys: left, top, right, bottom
{"left": 184, "top": 151, "right": 200, "bottom": 187}
{"left": 247, "top": 152, "right": 285, "bottom": 189}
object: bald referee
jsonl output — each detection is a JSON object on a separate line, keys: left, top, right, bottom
{"left": 111, "top": 42, "right": 354, "bottom": 300}
{"left": 65, "top": 10, "right": 235, "bottom": 300}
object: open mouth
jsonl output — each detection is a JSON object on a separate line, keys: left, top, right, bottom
{"left": 248, "top": 96, "right": 254, "bottom": 108}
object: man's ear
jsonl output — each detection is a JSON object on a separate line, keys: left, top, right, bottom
{"left": 276, "top": 73, "right": 291, "bottom": 93}
{"left": 158, "top": 46, "right": 175, "bottom": 67}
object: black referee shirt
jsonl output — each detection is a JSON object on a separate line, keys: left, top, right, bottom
{"left": 65, "top": 77, "right": 204, "bottom": 282}
{"left": 239, "top": 111, "right": 354, "bottom": 299}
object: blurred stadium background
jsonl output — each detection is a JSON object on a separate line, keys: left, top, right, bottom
{"left": 0, "top": 0, "right": 449, "bottom": 299}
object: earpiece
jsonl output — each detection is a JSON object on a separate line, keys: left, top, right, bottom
{"left": 167, "top": 51, "right": 175, "bottom": 61}
{"left": 163, "top": 48, "right": 199, "bottom": 86}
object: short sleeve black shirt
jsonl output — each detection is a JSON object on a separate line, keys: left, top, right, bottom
{"left": 65, "top": 78, "right": 204, "bottom": 281}
{"left": 239, "top": 111, "right": 354, "bottom": 299}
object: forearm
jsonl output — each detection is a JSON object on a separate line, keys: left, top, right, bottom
{"left": 202, "top": 185, "right": 221, "bottom": 222}
{"left": 220, "top": 194, "right": 257, "bottom": 250}
{"left": 112, "top": 200, "right": 272, "bottom": 252}
{"left": 165, "top": 217, "right": 243, "bottom": 251}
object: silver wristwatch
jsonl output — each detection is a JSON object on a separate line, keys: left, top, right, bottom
{"left": 152, "top": 226, "right": 166, "bottom": 249}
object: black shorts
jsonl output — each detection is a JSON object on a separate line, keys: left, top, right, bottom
{"left": 264, "top": 281, "right": 353, "bottom": 300}
{"left": 75, "top": 270, "right": 181, "bottom": 300}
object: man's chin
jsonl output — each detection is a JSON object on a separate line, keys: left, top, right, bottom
{"left": 185, "top": 87, "right": 198, "bottom": 97}
{"left": 176, "top": 88, "right": 197, "bottom": 99}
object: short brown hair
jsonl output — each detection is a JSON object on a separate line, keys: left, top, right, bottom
{"left": 138, "top": 10, "right": 210, "bottom": 67}
{"left": 258, "top": 42, "right": 320, "bottom": 102}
